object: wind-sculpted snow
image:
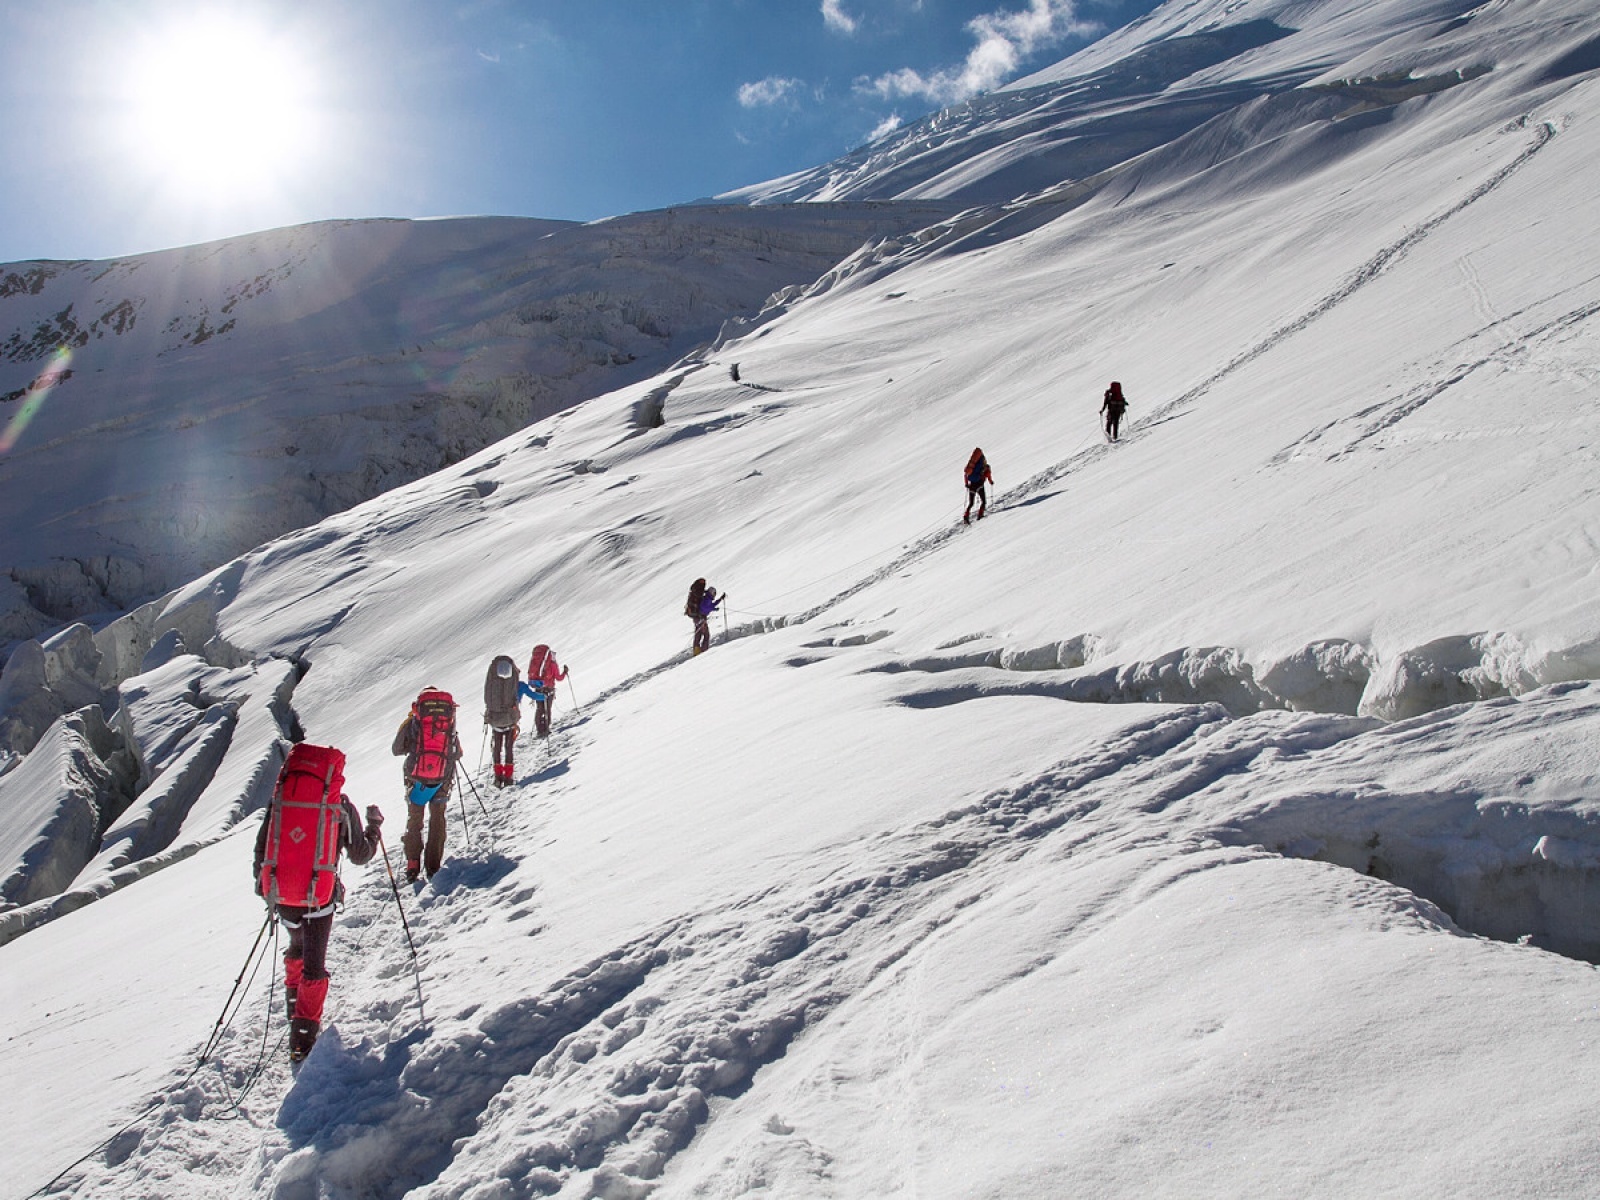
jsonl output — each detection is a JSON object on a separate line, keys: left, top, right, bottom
{"left": 0, "top": 563, "right": 306, "bottom": 943}
{"left": 720, "top": 20, "right": 1308, "bottom": 207}
{"left": 42, "top": 658, "right": 1600, "bottom": 1198}
{"left": 0, "top": 647, "right": 300, "bottom": 946}
{"left": 1216, "top": 683, "right": 1600, "bottom": 961}
{"left": 0, "top": 707, "right": 136, "bottom": 909}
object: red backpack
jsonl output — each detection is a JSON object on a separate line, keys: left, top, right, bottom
{"left": 258, "top": 743, "right": 346, "bottom": 909}
{"left": 411, "top": 689, "right": 456, "bottom": 784}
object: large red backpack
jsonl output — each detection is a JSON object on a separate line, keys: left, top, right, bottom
{"left": 258, "top": 743, "right": 346, "bottom": 909}
{"left": 411, "top": 689, "right": 456, "bottom": 784}
{"left": 528, "top": 644, "right": 555, "bottom": 686}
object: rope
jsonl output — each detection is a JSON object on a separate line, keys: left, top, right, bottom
{"left": 28, "top": 914, "right": 279, "bottom": 1196}
{"left": 213, "top": 919, "right": 281, "bottom": 1116}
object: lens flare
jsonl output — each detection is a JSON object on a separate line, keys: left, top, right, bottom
{"left": 0, "top": 347, "right": 71, "bottom": 454}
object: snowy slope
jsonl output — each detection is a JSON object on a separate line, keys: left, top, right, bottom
{"left": 4, "top": 0, "right": 1600, "bottom": 1196}
{"left": 0, "top": 205, "right": 956, "bottom": 651}
{"left": 719, "top": 0, "right": 1581, "bottom": 207}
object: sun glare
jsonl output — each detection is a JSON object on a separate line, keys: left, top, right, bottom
{"left": 119, "top": 14, "right": 322, "bottom": 201}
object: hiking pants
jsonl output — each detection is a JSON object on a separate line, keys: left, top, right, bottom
{"left": 965, "top": 485, "right": 987, "bottom": 518}
{"left": 279, "top": 904, "right": 335, "bottom": 1026}
{"left": 491, "top": 727, "right": 516, "bottom": 767}
{"left": 534, "top": 697, "right": 553, "bottom": 737}
{"left": 279, "top": 905, "right": 333, "bottom": 981}
{"left": 403, "top": 796, "right": 449, "bottom": 875}
{"left": 693, "top": 617, "right": 711, "bottom": 655}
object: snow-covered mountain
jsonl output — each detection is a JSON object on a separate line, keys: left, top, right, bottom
{"left": 719, "top": 0, "right": 1581, "bottom": 206}
{"left": 5, "top": 0, "right": 1600, "bottom": 1195}
{"left": 0, "top": 205, "right": 956, "bottom": 653}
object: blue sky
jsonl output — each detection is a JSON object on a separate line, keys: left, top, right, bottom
{"left": 0, "top": 0, "right": 1159, "bottom": 264}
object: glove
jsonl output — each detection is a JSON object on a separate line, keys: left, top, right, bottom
{"left": 366, "top": 804, "right": 384, "bottom": 829}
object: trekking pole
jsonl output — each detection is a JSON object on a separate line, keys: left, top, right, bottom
{"left": 722, "top": 599, "right": 730, "bottom": 644}
{"left": 454, "top": 778, "right": 472, "bottom": 842}
{"left": 197, "top": 908, "right": 275, "bottom": 1065}
{"left": 477, "top": 722, "right": 488, "bottom": 773}
{"left": 456, "top": 761, "right": 492, "bottom": 824}
{"left": 376, "top": 831, "right": 427, "bottom": 1023}
{"left": 565, "top": 673, "right": 581, "bottom": 712}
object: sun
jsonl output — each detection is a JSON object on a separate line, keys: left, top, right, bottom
{"left": 118, "top": 13, "right": 323, "bottom": 202}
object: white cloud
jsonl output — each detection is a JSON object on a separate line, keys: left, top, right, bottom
{"left": 868, "top": 113, "right": 904, "bottom": 142}
{"left": 738, "top": 76, "right": 805, "bottom": 108}
{"left": 864, "top": 0, "right": 1097, "bottom": 105}
{"left": 822, "top": 0, "right": 859, "bottom": 34}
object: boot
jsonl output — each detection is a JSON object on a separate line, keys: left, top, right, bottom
{"left": 289, "top": 974, "right": 329, "bottom": 1062}
{"left": 289, "top": 1018, "right": 320, "bottom": 1063}
{"left": 291, "top": 974, "right": 330, "bottom": 1061}
{"left": 284, "top": 956, "right": 304, "bottom": 1022}
{"left": 405, "top": 859, "right": 421, "bottom": 883}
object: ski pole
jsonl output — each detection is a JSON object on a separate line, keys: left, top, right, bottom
{"left": 198, "top": 908, "right": 275, "bottom": 1064}
{"left": 376, "top": 831, "right": 427, "bottom": 1023}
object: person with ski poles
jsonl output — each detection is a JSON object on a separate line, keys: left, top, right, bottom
{"left": 391, "top": 687, "right": 463, "bottom": 882}
{"left": 1101, "top": 381, "right": 1129, "bottom": 442}
{"left": 963, "top": 447, "right": 993, "bottom": 524}
{"left": 526, "top": 644, "right": 569, "bottom": 738}
{"left": 253, "top": 740, "right": 382, "bottom": 1063}
{"left": 685, "top": 578, "right": 722, "bottom": 656}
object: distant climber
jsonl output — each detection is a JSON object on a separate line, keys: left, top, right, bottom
{"left": 253, "top": 740, "right": 381, "bottom": 1063}
{"left": 730, "top": 362, "right": 741, "bottom": 383}
{"left": 963, "top": 448, "right": 992, "bottom": 524}
{"left": 484, "top": 655, "right": 536, "bottom": 786}
{"left": 686, "top": 577, "right": 722, "bottom": 655}
{"left": 526, "top": 644, "right": 568, "bottom": 738}
{"left": 1101, "top": 381, "right": 1129, "bottom": 442}
{"left": 391, "top": 687, "right": 462, "bottom": 881}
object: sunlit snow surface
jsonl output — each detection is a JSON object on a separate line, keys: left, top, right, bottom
{"left": 5, "top": 0, "right": 1600, "bottom": 1194}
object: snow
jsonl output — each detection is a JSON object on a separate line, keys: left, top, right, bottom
{"left": 4, "top": 0, "right": 1600, "bottom": 1195}
{"left": 0, "top": 205, "right": 958, "bottom": 653}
